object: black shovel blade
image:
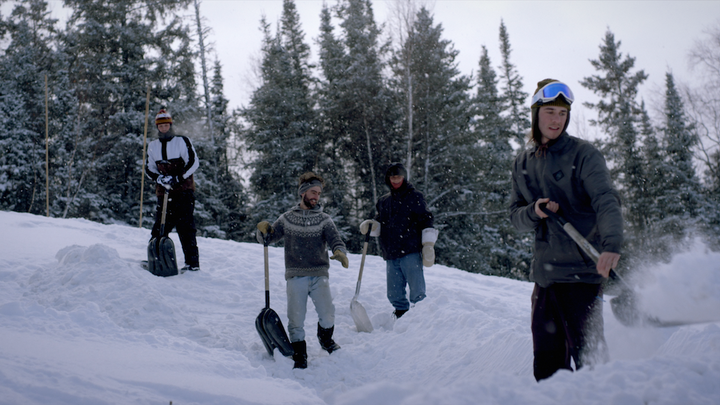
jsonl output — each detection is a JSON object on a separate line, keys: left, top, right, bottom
{"left": 260, "top": 308, "right": 293, "bottom": 357}
{"left": 147, "top": 236, "right": 179, "bottom": 277}
{"left": 610, "top": 290, "right": 641, "bottom": 327}
{"left": 255, "top": 309, "right": 276, "bottom": 357}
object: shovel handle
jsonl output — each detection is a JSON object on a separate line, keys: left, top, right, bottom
{"left": 159, "top": 192, "right": 169, "bottom": 235}
{"left": 355, "top": 231, "right": 371, "bottom": 296}
{"left": 260, "top": 232, "right": 273, "bottom": 308}
{"left": 540, "top": 204, "right": 601, "bottom": 263}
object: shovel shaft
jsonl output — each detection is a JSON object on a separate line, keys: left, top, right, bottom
{"left": 159, "top": 192, "right": 169, "bottom": 235}
{"left": 264, "top": 245, "right": 270, "bottom": 293}
{"left": 355, "top": 232, "right": 371, "bottom": 297}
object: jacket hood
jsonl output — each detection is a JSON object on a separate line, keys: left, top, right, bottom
{"left": 384, "top": 162, "right": 408, "bottom": 188}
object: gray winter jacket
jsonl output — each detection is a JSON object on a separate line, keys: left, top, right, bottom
{"left": 266, "top": 204, "right": 347, "bottom": 280}
{"left": 509, "top": 133, "right": 623, "bottom": 287}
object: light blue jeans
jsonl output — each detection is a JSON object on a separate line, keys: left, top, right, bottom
{"left": 286, "top": 276, "right": 335, "bottom": 342}
{"left": 386, "top": 252, "right": 426, "bottom": 311}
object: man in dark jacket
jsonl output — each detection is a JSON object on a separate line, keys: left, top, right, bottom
{"left": 361, "top": 163, "right": 438, "bottom": 319}
{"left": 509, "top": 79, "right": 623, "bottom": 382}
{"left": 256, "top": 172, "right": 349, "bottom": 369}
{"left": 146, "top": 109, "right": 200, "bottom": 271}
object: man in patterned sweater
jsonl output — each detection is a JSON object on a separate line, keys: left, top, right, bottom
{"left": 256, "top": 172, "right": 349, "bottom": 369}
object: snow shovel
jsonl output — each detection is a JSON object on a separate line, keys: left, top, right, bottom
{"left": 147, "top": 191, "right": 179, "bottom": 277}
{"left": 350, "top": 231, "right": 374, "bottom": 333}
{"left": 255, "top": 233, "right": 294, "bottom": 357}
{"left": 538, "top": 205, "right": 651, "bottom": 327}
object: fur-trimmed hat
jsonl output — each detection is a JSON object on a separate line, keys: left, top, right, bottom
{"left": 155, "top": 109, "right": 173, "bottom": 125}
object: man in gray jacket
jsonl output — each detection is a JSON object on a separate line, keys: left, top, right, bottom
{"left": 509, "top": 79, "right": 623, "bottom": 381}
{"left": 257, "top": 172, "right": 349, "bottom": 369}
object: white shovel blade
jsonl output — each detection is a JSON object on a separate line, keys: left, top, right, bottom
{"left": 350, "top": 298, "right": 373, "bottom": 333}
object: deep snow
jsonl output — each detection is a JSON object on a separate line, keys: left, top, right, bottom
{"left": 0, "top": 210, "right": 719, "bottom": 405}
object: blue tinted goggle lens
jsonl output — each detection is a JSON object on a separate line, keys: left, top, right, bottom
{"left": 531, "top": 82, "right": 574, "bottom": 106}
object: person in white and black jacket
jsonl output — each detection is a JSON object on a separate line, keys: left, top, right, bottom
{"left": 145, "top": 109, "right": 201, "bottom": 271}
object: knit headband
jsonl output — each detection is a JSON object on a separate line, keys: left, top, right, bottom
{"left": 299, "top": 179, "right": 323, "bottom": 196}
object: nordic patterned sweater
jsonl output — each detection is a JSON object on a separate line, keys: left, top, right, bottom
{"left": 266, "top": 204, "right": 347, "bottom": 280}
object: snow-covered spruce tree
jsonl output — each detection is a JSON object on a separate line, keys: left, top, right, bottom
{"left": 321, "top": 0, "right": 401, "bottom": 253}
{"left": 497, "top": 20, "right": 530, "bottom": 150}
{"left": 686, "top": 22, "right": 720, "bottom": 248}
{"left": 0, "top": 0, "right": 77, "bottom": 217}
{"left": 208, "top": 60, "right": 249, "bottom": 241}
{"left": 468, "top": 45, "right": 531, "bottom": 279}
{"left": 637, "top": 101, "right": 669, "bottom": 258}
{"left": 62, "top": 0, "right": 198, "bottom": 226}
{"left": 315, "top": 3, "right": 354, "bottom": 243}
{"left": 656, "top": 72, "right": 703, "bottom": 245}
{"left": 581, "top": 30, "right": 647, "bottom": 260}
{"left": 192, "top": 59, "right": 249, "bottom": 240}
{"left": 389, "top": 7, "right": 479, "bottom": 272}
{"left": 241, "top": 1, "right": 318, "bottom": 235}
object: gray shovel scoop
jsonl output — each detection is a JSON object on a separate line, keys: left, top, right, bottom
{"left": 351, "top": 231, "right": 374, "bottom": 333}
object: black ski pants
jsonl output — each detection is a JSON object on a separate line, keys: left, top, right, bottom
{"left": 531, "top": 282, "right": 608, "bottom": 382}
{"left": 151, "top": 190, "right": 199, "bottom": 267}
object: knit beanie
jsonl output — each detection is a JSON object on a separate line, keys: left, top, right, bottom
{"left": 298, "top": 172, "right": 325, "bottom": 196}
{"left": 384, "top": 163, "right": 408, "bottom": 188}
{"left": 532, "top": 79, "right": 572, "bottom": 111}
{"left": 155, "top": 109, "right": 173, "bottom": 125}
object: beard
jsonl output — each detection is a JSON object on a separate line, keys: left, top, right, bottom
{"left": 303, "top": 194, "right": 318, "bottom": 208}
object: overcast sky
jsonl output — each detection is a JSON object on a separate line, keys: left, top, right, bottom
{"left": 195, "top": 0, "right": 720, "bottom": 139}
{"left": 31, "top": 0, "right": 720, "bottom": 139}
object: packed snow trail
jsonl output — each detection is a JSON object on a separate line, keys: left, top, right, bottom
{"left": 1, "top": 211, "right": 719, "bottom": 404}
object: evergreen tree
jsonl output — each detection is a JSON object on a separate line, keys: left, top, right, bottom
{"left": 497, "top": 20, "right": 529, "bottom": 149}
{"left": 389, "top": 7, "right": 476, "bottom": 269}
{"left": 581, "top": 30, "right": 647, "bottom": 258}
{"left": 241, "top": 1, "right": 317, "bottom": 232}
{"left": 62, "top": 0, "right": 197, "bottom": 226}
{"left": 469, "top": 45, "right": 531, "bottom": 278}
{"left": 637, "top": 101, "right": 669, "bottom": 258}
{"left": 656, "top": 72, "right": 702, "bottom": 243}
{"left": 316, "top": 3, "right": 354, "bottom": 240}
{"left": 324, "top": 0, "right": 401, "bottom": 252}
{"left": 193, "top": 59, "right": 248, "bottom": 239}
{"left": 0, "top": 0, "right": 75, "bottom": 217}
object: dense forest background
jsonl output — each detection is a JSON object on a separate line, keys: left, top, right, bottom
{"left": 1, "top": 0, "right": 719, "bottom": 279}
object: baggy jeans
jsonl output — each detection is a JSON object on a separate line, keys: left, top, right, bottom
{"left": 386, "top": 252, "right": 426, "bottom": 311}
{"left": 286, "top": 276, "right": 335, "bottom": 342}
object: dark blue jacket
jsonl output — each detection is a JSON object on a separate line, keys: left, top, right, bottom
{"left": 375, "top": 180, "right": 434, "bottom": 261}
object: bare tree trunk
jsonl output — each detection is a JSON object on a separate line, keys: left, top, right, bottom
{"left": 194, "top": 0, "right": 217, "bottom": 183}
{"left": 363, "top": 115, "right": 378, "bottom": 206}
{"left": 406, "top": 70, "right": 413, "bottom": 180}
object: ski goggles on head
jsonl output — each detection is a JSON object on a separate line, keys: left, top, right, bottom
{"left": 531, "top": 81, "right": 574, "bottom": 107}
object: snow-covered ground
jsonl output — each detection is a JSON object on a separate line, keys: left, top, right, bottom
{"left": 1, "top": 210, "right": 719, "bottom": 405}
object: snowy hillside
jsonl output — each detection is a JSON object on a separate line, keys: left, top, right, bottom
{"left": 1, "top": 211, "right": 719, "bottom": 405}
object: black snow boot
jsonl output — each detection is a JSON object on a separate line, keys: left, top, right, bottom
{"left": 317, "top": 323, "right": 341, "bottom": 354}
{"left": 393, "top": 309, "right": 408, "bottom": 319}
{"left": 291, "top": 340, "right": 307, "bottom": 369}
